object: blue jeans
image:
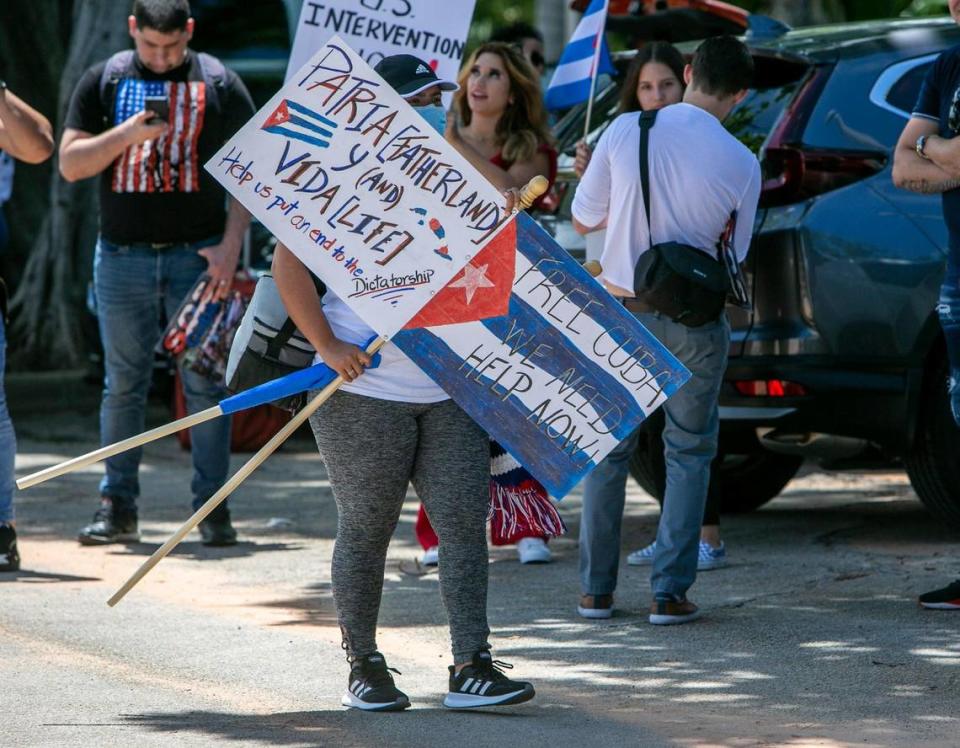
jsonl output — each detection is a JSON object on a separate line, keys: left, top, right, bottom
{"left": 579, "top": 312, "right": 730, "bottom": 600}
{"left": 939, "top": 250, "right": 960, "bottom": 427}
{"left": 94, "top": 237, "right": 231, "bottom": 512}
{"left": 0, "top": 316, "right": 16, "bottom": 523}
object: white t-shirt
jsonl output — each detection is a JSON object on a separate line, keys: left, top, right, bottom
{"left": 318, "top": 290, "right": 449, "bottom": 403}
{"left": 572, "top": 104, "right": 761, "bottom": 295}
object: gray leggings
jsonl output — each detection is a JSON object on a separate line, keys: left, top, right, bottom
{"left": 309, "top": 391, "right": 491, "bottom": 664}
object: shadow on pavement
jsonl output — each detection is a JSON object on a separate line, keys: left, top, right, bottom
{"left": 118, "top": 707, "right": 622, "bottom": 748}
{"left": 104, "top": 540, "right": 305, "bottom": 560}
{"left": 0, "top": 569, "right": 101, "bottom": 583}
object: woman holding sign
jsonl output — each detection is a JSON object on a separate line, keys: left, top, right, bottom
{"left": 272, "top": 55, "right": 535, "bottom": 713}
{"left": 413, "top": 42, "right": 560, "bottom": 566}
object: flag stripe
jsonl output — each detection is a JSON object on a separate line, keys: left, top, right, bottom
{"left": 264, "top": 125, "right": 331, "bottom": 148}
{"left": 481, "top": 296, "right": 648, "bottom": 440}
{"left": 286, "top": 99, "right": 338, "bottom": 129}
{"left": 286, "top": 114, "right": 335, "bottom": 138}
{"left": 395, "top": 324, "right": 613, "bottom": 496}
{"left": 514, "top": 214, "right": 684, "bottom": 406}
{"left": 559, "top": 36, "right": 603, "bottom": 64}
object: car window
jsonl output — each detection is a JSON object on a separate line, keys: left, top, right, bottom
{"left": 885, "top": 61, "right": 933, "bottom": 115}
{"left": 867, "top": 53, "right": 940, "bottom": 119}
{"left": 726, "top": 83, "right": 800, "bottom": 155}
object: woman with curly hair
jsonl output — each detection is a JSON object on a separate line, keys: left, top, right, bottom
{"left": 447, "top": 41, "right": 557, "bottom": 212}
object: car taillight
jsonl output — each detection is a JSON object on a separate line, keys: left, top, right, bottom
{"left": 733, "top": 379, "right": 808, "bottom": 397}
{"left": 759, "top": 65, "right": 887, "bottom": 208}
{"left": 760, "top": 146, "right": 887, "bottom": 208}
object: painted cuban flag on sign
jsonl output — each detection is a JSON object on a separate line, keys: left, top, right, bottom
{"left": 394, "top": 213, "right": 690, "bottom": 498}
{"left": 207, "top": 35, "right": 690, "bottom": 497}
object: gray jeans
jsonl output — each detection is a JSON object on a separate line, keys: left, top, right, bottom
{"left": 579, "top": 311, "right": 730, "bottom": 600}
{"left": 310, "top": 391, "right": 491, "bottom": 663}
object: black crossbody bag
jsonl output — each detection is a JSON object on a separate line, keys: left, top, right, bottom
{"left": 632, "top": 109, "right": 746, "bottom": 327}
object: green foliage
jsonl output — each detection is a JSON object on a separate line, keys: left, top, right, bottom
{"left": 901, "top": 0, "right": 951, "bottom": 17}
{"left": 467, "top": 0, "right": 535, "bottom": 51}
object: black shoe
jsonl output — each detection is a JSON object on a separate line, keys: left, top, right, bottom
{"left": 341, "top": 652, "right": 410, "bottom": 711}
{"left": 0, "top": 524, "right": 20, "bottom": 571}
{"left": 442, "top": 650, "right": 535, "bottom": 709}
{"left": 919, "top": 580, "right": 960, "bottom": 610}
{"left": 198, "top": 503, "right": 237, "bottom": 547}
{"left": 78, "top": 499, "right": 140, "bottom": 545}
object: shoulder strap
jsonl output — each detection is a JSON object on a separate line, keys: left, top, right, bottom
{"left": 637, "top": 109, "right": 658, "bottom": 251}
{"left": 99, "top": 50, "right": 136, "bottom": 123}
{"left": 196, "top": 52, "right": 226, "bottom": 108}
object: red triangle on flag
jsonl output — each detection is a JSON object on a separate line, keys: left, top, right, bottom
{"left": 403, "top": 221, "right": 517, "bottom": 329}
{"left": 262, "top": 100, "right": 291, "bottom": 129}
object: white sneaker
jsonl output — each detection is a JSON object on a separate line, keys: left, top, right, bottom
{"left": 421, "top": 546, "right": 439, "bottom": 566}
{"left": 627, "top": 541, "right": 656, "bottom": 566}
{"left": 627, "top": 540, "right": 728, "bottom": 571}
{"left": 517, "top": 537, "right": 551, "bottom": 564}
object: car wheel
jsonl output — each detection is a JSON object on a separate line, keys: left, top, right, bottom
{"left": 627, "top": 413, "right": 804, "bottom": 514}
{"left": 905, "top": 355, "right": 960, "bottom": 528}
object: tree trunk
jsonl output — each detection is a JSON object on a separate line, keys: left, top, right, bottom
{"left": 9, "top": 0, "right": 130, "bottom": 369}
{"left": 0, "top": 3, "right": 68, "bottom": 309}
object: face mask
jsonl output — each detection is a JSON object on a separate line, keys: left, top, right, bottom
{"left": 416, "top": 104, "right": 447, "bottom": 135}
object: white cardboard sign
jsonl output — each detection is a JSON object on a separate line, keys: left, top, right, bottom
{"left": 286, "top": 1, "right": 477, "bottom": 87}
{"left": 206, "top": 36, "right": 511, "bottom": 338}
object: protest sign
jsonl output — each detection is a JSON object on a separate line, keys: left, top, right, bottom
{"left": 393, "top": 213, "right": 690, "bottom": 498}
{"left": 206, "top": 36, "right": 511, "bottom": 338}
{"left": 287, "top": 1, "right": 476, "bottom": 87}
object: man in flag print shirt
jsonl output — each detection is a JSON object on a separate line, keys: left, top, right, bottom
{"left": 60, "top": 0, "right": 255, "bottom": 547}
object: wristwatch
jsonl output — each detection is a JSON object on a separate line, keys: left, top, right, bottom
{"left": 916, "top": 133, "right": 930, "bottom": 160}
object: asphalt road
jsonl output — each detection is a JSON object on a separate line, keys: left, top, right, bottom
{"left": 2, "top": 375, "right": 959, "bottom": 747}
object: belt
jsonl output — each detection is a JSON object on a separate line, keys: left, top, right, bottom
{"left": 620, "top": 297, "right": 656, "bottom": 314}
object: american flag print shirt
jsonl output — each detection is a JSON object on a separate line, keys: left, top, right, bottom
{"left": 111, "top": 78, "right": 207, "bottom": 194}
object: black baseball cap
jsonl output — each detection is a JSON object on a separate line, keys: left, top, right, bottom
{"left": 374, "top": 54, "right": 459, "bottom": 98}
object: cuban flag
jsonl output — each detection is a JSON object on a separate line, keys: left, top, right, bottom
{"left": 261, "top": 99, "right": 338, "bottom": 148}
{"left": 393, "top": 212, "right": 689, "bottom": 499}
{"left": 544, "top": 0, "right": 616, "bottom": 111}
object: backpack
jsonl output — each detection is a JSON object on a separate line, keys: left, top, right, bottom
{"left": 224, "top": 273, "right": 325, "bottom": 412}
{"left": 98, "top": 49, "right": 227, "bottom": 126}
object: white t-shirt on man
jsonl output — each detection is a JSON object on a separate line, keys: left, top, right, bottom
{"left": 572, "top": 103, "right": 761, "bottom": 295}
{"left": 317, "top": 290, "right": 449, "bottom": 404}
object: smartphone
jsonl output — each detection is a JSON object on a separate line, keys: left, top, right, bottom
{"left": 144, "top": 94, "right": 169, "bottom": 125}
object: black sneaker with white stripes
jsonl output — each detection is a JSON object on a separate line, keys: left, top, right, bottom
{"left": 442, "top": 650, "right": 535, "bottom": 709}
{"left": 341, "top": 652, "right": 410, "bottom": 712}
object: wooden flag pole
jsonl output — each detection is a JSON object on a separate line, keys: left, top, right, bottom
{"left": 17, "top": 406, "right": 224, "bottom": 491}
{"left": 517, "top": 175, "right": 549, "bottom": 211}
{"left": 107, "top": 336, "right": 387, "bottom": 607}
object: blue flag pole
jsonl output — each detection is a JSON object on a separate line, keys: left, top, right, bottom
{"left": 108, "top": 335, "right": 388, "bottom": 606}
{"left": 16, "top": 337, "right": 382, "bottom": 491}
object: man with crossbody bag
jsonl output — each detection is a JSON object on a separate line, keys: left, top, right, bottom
{"left": 572, "top": 36, "right": 760, "bottom": 624}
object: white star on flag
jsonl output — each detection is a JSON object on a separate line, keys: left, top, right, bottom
{"left": 448, "top": 262, "right": 495, "bottom": 304}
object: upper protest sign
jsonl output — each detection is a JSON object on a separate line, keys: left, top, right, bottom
{"left": 206, "top": 36, "right": 511, "bottom": 338}
{"left": 286, "top": 1, "right": 477, "bottom": 90}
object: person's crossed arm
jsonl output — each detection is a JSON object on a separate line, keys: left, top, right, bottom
{"left": 0, "top": 84, "right": 53, "bottom": 164}
{"left": 893, "top": 116, "right": 960, "bottom": 194}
